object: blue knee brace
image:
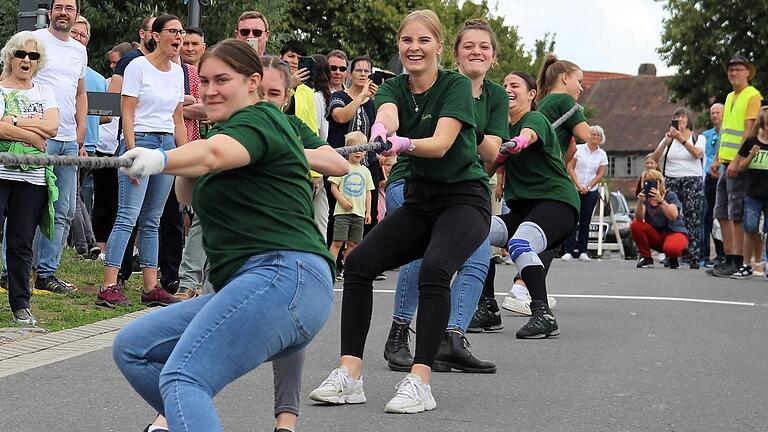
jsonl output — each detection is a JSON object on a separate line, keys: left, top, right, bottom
{"left": 507, "top": 221, "right": 547, "bottom": 270}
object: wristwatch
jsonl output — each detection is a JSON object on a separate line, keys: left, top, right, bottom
{"left": 12, "top": 117, "right": 18, "bottom": 126}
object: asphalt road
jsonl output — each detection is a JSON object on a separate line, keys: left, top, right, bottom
{"left": 1, "top": 259, "right": 767, "bottom": 432}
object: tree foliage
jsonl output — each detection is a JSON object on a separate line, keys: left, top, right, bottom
{"left": 0, "top": 0, "right": 551, "bottom": 82}
{"left": 657, "top": 0, "right": 768, "bottom": 111}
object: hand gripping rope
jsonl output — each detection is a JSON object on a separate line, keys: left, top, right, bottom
{"left": 0, "top": 138, "right": 392, "bottom": 169}
{"left": 500, "top": 103, "right": 583, "bottom": 153}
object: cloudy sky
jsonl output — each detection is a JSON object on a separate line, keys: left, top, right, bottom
{"left": 495, "top": 0, "right": 675, "bottom": 76}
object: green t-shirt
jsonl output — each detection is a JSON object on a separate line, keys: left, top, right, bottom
{"left": 503, "top": 110, "right": 580, "bottom": 212}
{"left": 538, "top": 93, "right": 587, "bottom": 155}
{"left": 288, "top": 115, "right": 325, "bottom": 150}
{"left": 475, "top": 78, "right": 511, "bottom": 141}
{"left": 376, "top": 69, "right": 486, "bottom": 185}
{"left": 192, "top": 103, "right": 334, "bottom": 290}
{"left": 329, "top": 162, "right": 374, "bottom": 217}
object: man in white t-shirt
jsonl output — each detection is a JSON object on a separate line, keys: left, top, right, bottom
{"left": 31, "top": 0, "right": 88, "bottom": 294}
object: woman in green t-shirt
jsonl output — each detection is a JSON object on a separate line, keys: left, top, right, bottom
{"left": 485, "top": 71, "right": 579, "bottom": 339}
{"left": 110, "top": 39, "right": 336, "bottom": 432}
{"left": 382, "top": 18, "right": 507, "bottom": 375}
{"left": 310, "top": 10, "right": 491, "bottom": 414}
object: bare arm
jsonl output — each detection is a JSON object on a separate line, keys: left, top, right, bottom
{"left": 331, "top": 87, "right": 371, "bottom": 124}
{"left": 588, "top": 165, "right": 606, "bottom": 189}
{"left": 183, "top": 101, "right": 208, "bottom": 121}
{"left": 173, "top": 103, "right": 187, "bottom": 147}
{"left": 2, "top": 107, "right": 59, "bottom": 138}
{"left": 566, "top": 155, "right": 580, "bottom": 187}
{"left": 680, "top": 133, "right": 703, "bottom": 159}
{"left": 0, "top": 122, "right": 47, "bottom": 151}
{"left": 75, "top": 78, "right": 87, "bottom": 147}
{"left": 163, "top": 134, "right": 251, "bottom": 177}
{"left": 651, "top": 136, "right": 671, "bottom": 162}
{"left": 375, "top": 103, "right": 399, "bottom": 135}
{"left": 121, "top": 96, "right": 137, "bottom": 149}
{"left": 304, "top": 145, "right": 349, "bottom": 176}
{"left": 364, "top": 189, "right": 372, "bottom": 224}
{"left": 477, "top": 134, "right": 502, "bottom": 163}
{"left": 406, "top": 117, "right": 463, "bottom": 158}
{"left": 175, "top": 176, "right": 197, "bottom": 206}
{"left": 107, "top": 75, "right": 123, "bottom": 94}
{"left": 737, "top": 144, "right": 760, "bottom": 171}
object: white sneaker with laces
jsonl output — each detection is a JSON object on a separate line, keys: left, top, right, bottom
{"left": 502, "top": 291, "right": 557, "bottom": 316}
{"left": 560, "top": 253, "right": 573, "bottom": 261}
{"left": 384, "top": 374, "right": 436, "bottom": 414}
{"left": 578, "top": 253, "right": 591, "bottom": 262}
{"left": 308, "top": 366, "right": 366, "bottom": 404}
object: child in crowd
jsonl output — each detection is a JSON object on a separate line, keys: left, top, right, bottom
{"left": 734, "top": 107, "right": 768, "bottom": 279}
{"left": 329, "top": 131, "right": 374, "bottom": 278}
{"left": 635, "top": 153, "right": 660, "bottom": 196}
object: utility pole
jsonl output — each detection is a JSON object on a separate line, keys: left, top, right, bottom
{"left": 188, "top": 0, "right": 201, "bottom": 28}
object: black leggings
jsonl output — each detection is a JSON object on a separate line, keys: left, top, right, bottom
{"left": 0, "top": 180, "right": 46, "bottom": 311}
{"left": 484, "top": 199, "right": 577, "bottom": 305}
{"left": 341, "top": 180, "right": 490, "bottom": 367}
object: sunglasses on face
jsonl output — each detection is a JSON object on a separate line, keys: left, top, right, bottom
{"left": 330, "top": 65, "right": 348, "bottom": 72}
{"left": 14, "top": 50, "right": 41, "bottom": 61}
{"left": 239, "top": 28, "right": 264, "bottom": 38}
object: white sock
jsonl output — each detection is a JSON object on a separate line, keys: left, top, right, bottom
{"left": 510, "top": 283, "right": 530, "bottom": 299}
{"left": 147, "top": 426, "right": 168, "bottom": 432}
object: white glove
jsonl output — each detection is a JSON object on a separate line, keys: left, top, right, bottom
{"left": 119, "top": 147, "right": 167, "bottom": 178}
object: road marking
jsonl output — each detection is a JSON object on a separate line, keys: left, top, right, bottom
{"left": 332, "top": 288, "right": 757, "bottom": 307}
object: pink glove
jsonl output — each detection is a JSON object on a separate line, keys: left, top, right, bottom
{"left": 370, "top": 122, "right": 388, "bottom": 144}
{"left": 382, "top": 134, "right": 412, "bottom": 156}
{"left": 506, "top": 135, "right": 531, "bottom": 154}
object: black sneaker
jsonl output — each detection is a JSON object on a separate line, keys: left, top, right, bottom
{"left": 689, "top": 261, "right": 700, "bottom": 270}
{"left": 467, "top": 296, "right": 503, "bottom": 333}
{"left": 516, "top": 300, "right": 560, "bottom": 339}
{"left": 374, "top": 273, "right": 387, "bottom": 281}
{"left": 713, "top": 263, "right": 739, "bottom": 278}
{"left": 432, "top": 331, "right": 496, "bottom": 373}
{"left": 383, "top": 321, "right": 414, "bottom": 372}
{"left": 730, "top": 265, "right": 753, "bottom": 280}
{"left": 161, "top": 280, "right": 180, "bottom": 295}
{"left": 669, "top": 258, "right": 679, "bottom": 269}
{"left": 35, "top": 275, "right": 77, "bottom": 294}
{"left": 636, "top": 257, "right": 654, "bottom": 268}
{"left": 703, "top": 259, "right": 715, "bottom": 268}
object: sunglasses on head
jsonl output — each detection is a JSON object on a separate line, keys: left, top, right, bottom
{"left": 14, "top": 50, "right": 40, "bottom": 61}
{"left": 330, "top": 65, "right": 347, "bottom": 72}
{"left": 239, "top": 28, "right": 264, "bottom": 38}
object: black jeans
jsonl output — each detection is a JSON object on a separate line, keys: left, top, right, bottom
{"left": 341, "top": 179, "right": 490, "bottom": 367}
{"left": 563, "top": 189, "right": 600, "bottom": 256}
{"left": 0, "top": 180, "right": 47, "bottom": 311}
{"left": 159, "top": 180, "right": 184, "bottom": 287}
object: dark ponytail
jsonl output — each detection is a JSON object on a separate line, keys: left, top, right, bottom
{"left": 145, "top": 14, "right": 181, "bottom": 53}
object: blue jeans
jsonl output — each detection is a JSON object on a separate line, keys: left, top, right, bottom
{"left": 35, "top": 139, "right": 78, "bottom": 278}
{"left": 386, "top": 179, "right": 490, "bottom": 332}
{"left": 113, "top": 251, "right": 333, "bottom": 432}
{"left": 743, "top": 196, "right": 768, "bottom": 234}
{"left": 104, "top": 133, "right": 175, "bottom": 269}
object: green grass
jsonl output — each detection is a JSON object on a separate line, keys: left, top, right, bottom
{"left": 0, "top": 248, "right": 146, "bottom": 331}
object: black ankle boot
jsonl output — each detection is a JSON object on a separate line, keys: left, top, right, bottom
{"left": 383, "top": 321, "right": 413, "bottom": 372}
{"left": 467, "top": 296, "right": 503, "bottom": 333}
{"left": 433, "top": 331, "right": 496, "bottom": 373}
{"left": 515, "top": 300, "right": 560, "bottom": 339}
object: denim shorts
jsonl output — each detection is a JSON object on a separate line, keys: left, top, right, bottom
{"left": 743, "top": 196, "right": 768, "bottom": 233}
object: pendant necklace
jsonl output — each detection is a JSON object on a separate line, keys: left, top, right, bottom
{"left": 408, "top": 74, "right": 438, "bottom": 113}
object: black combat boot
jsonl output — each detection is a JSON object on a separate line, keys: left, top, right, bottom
{"left": 432, "top": 331, "right": 496, "bottom": 373}
{"left": 383, "top": 321, "right": 413, "bottom": 372}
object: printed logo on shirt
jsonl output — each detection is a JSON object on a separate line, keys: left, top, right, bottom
{"left": 421, "top": 113, "right": 432, "bottom": 121}
{"left": 342, "top": 171, "right": 366, "bottom": 198}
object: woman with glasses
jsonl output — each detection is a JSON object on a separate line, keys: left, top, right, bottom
{"left": 96, "top": 14, "right": 186, "bottom": 309}
{"left": 0, "top": 31, "right": 59, "bottom": 326}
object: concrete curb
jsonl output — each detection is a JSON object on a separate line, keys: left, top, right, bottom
{"left": 0, "top": 309, "right": 151, "bottom": 378}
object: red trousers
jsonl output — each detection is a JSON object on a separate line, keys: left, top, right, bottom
{"left": 630, "top": 220, "right": 689, "bottom": 258}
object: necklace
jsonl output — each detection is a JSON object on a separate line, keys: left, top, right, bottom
{"left": 408, "top": 74, "right": 438, "bottom": 113}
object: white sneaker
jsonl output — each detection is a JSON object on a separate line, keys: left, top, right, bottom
{"left": 502, "top": 292, "right": 557, "bottom": 316}
{"left": 578, "top": 253, "right": 591, "bottom": 262}
{"left": 560, "top": 253, "right": 573, "bottom": 261}
{"left": 308, "top": 366, "right": 366, "bottom": 404}
{"left": 384, "top": 374, "right": 436, "bottom": 414}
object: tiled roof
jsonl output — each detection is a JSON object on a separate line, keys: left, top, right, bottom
{"left": 582, "top": 71, "right": 632, "bottom": 91}
{"left": 579, "top": 75, "right": 689, "bottom": 154}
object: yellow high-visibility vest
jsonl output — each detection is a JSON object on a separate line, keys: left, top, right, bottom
{"left": 719, "top": 85, "right": 761, "bottom": 162}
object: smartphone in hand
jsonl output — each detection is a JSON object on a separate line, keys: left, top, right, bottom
{"left": 643, "top": 179, "right": 658, "bottom": 197}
